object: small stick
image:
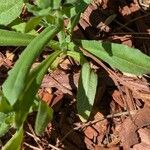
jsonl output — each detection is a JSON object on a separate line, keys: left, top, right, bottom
{"left": 24, "top": 142, "right": 42, "bottom": 150}
{"left": 115, "top": 13, "right": 150, "bottom": 31}
{"left": 48, "top": 143, "right": 61, "bottom": 150}
{"left": 59, "top": 110, "right": 137, "bottom": 144}
{"left": 27, "top": 123, "right": 43, "bottom": 150}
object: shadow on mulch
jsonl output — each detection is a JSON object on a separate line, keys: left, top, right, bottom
{"left": 74, "top": 0, "right": 150, "bottom": 55}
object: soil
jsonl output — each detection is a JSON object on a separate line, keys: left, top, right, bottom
{"left": 0, "top": 0, "right": 150, "bottom": 150}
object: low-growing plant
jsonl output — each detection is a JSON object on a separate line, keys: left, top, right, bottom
{"left": 0, "top": 0, "right": 150, "bottom": 149}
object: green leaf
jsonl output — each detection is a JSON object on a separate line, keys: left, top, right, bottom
{"left": 35, "top": 0, "right": 61, "bottom": 10}
{"left": 79, "top": 40, "right": 150, "bottom": 75}
{"left": 0, "top": 112, "right": 14, "bottom": 138}
{"left": 0, "top": 29, "right": 35, "bottom": 46}
{"left": 66, "top": 51, "right": 85, "bottom": 64}
{"left": 11, "top": 22, "right": 27, "bottom": 33}
{"left": 0, "top": 122, "right": 10, "bottom": 137}
{"left": 0, "top": 0, "right": 23, "bottom": 25}
{"left": 35, "top": 0, "right": 52, "bottom": 9}
{"left": 2, "top": 25, "right": 61, "bottom": 106}
{"left": 0, "top": 112, "right": 11, "bottom": 137}
{"left": 26, "top": 3, "right": 51, "bottom": 16}
{"left": 0, "top": 90, "right": 12, "bottom": 112}
{"left": 77, "top": 62, "right": 97, "bottom": 122}
{"left": 62, "top": 0, "right": 88, "bottom": 18}
{"left": 51, "top": 0, "right": 61, "bottom": 9}
{"left": 0, "top": 29, "right": 61, "bottom": 49}
{"left": 68, "top": 13, "right": 81, "bottom": 32}
{"left": 35, "top": 101, "right": 53, "bottom": 136}
{"left": 62, "top": 0, "right": 90, "bottom": 32}
{"left": 62, "top": 0, "right": 80, "bottom": 5}
{"left": 25, "top": 16, "right": 42, "bottom": 33}
{"left": 2, "top": 127, "right": 23, "bottom": 150}
{"left": 11, "top": 22, "right": 38, "bottom": 35}
{"left": 14, "top": 50, "right": 62, "bottom": 128}
{"left": 0, "top": 97, "right": 12, "bottom": 113}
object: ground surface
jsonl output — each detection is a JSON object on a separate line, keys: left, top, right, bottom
{"left": 0, "top": 0, "right": 150, "bottom": 149}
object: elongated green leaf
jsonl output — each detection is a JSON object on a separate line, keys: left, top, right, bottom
{"left": 79, "top": 40, "right": 150, "bottom": 75}
{"left": 77, "top": 62, "right": 97, "bottom": 121}
{"left": 0, "top": 29, "right": 61, "bottom": 49}
{"left": 0, "top": 29, "right": 35, "bottom": 46}
{"left": 2, "top": 127, "right": 23, "bottom": 150}
{"left": 0, "top": 0, "right": 23, "bottom": 25}
{"left": 35, "top": 101, "right": 53, "bottom": 136}
{"left": 2, "top": 25, "right": 61, "bottom": 106}
{"left": 14, "top": 51, "right": 62, "bottom": 128}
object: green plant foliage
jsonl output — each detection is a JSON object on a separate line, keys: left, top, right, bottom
{"left": 0, "top": 112, "right": 12, "bottom": 137}
{"left": 2, "top": 127, "right": 23, "bottom": 150}
{"left": 0, "top": 122, "right": 10, "bottom": 138}
{"left": 35, "top": 0, "right": 52, "bottom": 9}
{"left": 14, "top": 50, "right": 62, "bottom": 128}
{"left": 0, "top": 29, "right": 61, "bottom": 49}
{"left": 77, "top": 62, "right": 98, "bottom": 121}
{"left": 62, "top": 0, "right": 91, "bottom": 32}
{"left": 1, "top": 0, "right": 149, "bottom": 147}
{"left": 26, "top": 3, "right": 52, "bottom": 16}
{"left": 2, "top": 25, "right": 61, "bottom": 106}
{"left": 0, "top": 91, "right": 12, "bottom": 113}
{"left": 67, "top": 51, "right": 82, "bottom": 63}
{"left": 35, "top": 101, "right": 53, "bottom": 136}
{"left": 79, "top": 40, "right": 150, "bottom": 75}
{"left": 0, "top": 0, "right": 95, "bottom": 147}
{"left": 25, "top": 16, "right": 42, "bottom": 33}
{"left": 0, "top": 0, "right": 23, "bottom": 25}
{"left": 11, "top": 22, "right": 37, "bottom": 35}
{"left": 0, "top": 97, "right": 12, "bottom": 113}
{"left": 0, "top": 29, "right": 34, "bottom": 46}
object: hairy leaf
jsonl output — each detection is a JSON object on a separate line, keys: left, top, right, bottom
{"left": 14, "top": 51, "right": 62, "bottom": 128}
{"left": 0, "top": 29, "right": 61, "bottom": 50}
{"left": 77, "top": 62, "right": 97, "bottom": 121}
{"left": 0, "top": 0, "right": 23, "bottom": 25}
{"left": 79, "top": 40, "right": 150, "bottom": 75}
{"left": 35, "top": 101, "right": 53, "bottom": 136}
{"left": 2, "top": 25, "right": 61, "bottom": 105}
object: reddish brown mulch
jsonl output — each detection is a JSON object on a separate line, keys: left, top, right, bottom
{"left": 0, "top": 0, "right": 150, "bottom": 150}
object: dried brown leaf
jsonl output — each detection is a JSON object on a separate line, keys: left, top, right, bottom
{"left": 120, "top": 105, "right": 150, "bottom": 149}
